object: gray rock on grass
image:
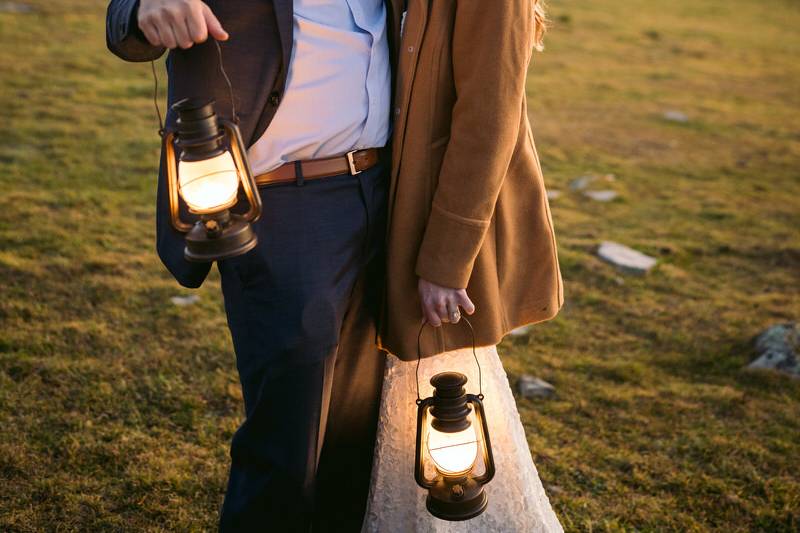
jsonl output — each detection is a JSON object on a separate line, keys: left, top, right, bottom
{"left": 569, "top": 175, "right": 595, "bottom": 191}
{"left": 546, "top": 485, "right": 565, "bottom": 496}
{"left": 547, "top": 190, "right": 562, "bottom": 201}
{"left": 583, "top": 189, "right": 618, "bottom": 202}
{"left": 170, "top": 294, "right": 200, "bottom": 306}
{"left": 0, "top": 2, "right": 33, "bottom": 12}
{"left": 663, "top": 110, "right": 689, "bottom": 123}
{"left": 747, "top": 323, "right": 799, "bottom": 377}
{"left": 597, "top": 241, "right": 657, "bottom": 275}
{"left": 570, "top": 174, "right": 616, "bottom": 191}
{"left": 517, "top": 375, "right": 556, "bottom": 399}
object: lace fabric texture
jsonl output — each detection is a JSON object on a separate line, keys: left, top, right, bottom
{"left": 362, "top": 345, "right": 563, "bottom": 533}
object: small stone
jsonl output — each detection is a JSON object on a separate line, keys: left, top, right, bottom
{"left": 747, "top": 323, "right": 799, "bottom": 377}
{"left": 517, "top": 375, "right": 556, "bottom": 399}
{"left": 546, "top": 190, "right": 562, "bottom": 201}
{"left": 663, "top": 110, "right": 689, "bottom": 123}
{"left": 170, "top": 294, "right": 200, "bottom": 306}
{"left": 583, "top": 189, "right": 618, "bottom": 202}
{"left": 0, "top": 2, "right": 33, "bottom": 12}
{"left": 546, "top": 484, "right": 565, "bottom": 496}
{"left": 509, "top": 325, "right": 532, "bottom": 337}
{"left": 569, "top": 175, "right": 595, "bottom": 190}
{"left": 597, "top": 241, "right": 657, "bottom": 275}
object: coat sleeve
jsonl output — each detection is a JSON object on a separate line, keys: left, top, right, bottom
{"left": 414, "top": 0, "right": 533, "bottom": 289}
{"left": 106, "top": 0, "right": 167, "bottom": 62}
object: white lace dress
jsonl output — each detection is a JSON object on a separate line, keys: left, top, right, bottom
{"left": 362, "top": 345, "right": 563, "bottom": 533}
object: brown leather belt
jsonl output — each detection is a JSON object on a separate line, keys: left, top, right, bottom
{"left": 254, "top": 148, "right": 380, "bottom": 186}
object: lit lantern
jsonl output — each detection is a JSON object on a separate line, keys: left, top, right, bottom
{"left": 162, "top": 98, "right": 262, "bottom": 262}
{"left": 415, "top": 371, "right": 496, "bottom": 521}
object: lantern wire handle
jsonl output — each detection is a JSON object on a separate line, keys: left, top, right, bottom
{"left": 415, "top": 316, "right": 483, "bottom": 403}
{"left": 150, "top": 59, "right": 164, "bottom": 137}
{"left": 148, "top": 38, "right": 239, "bottom": 138}
{"left": 213, "top": 39, "right": 238, "bottom": 124}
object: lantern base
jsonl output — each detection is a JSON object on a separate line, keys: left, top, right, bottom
{"left": 184, "top": 212, "right": 257, "bottom": 262}
{"left": 426, "top": 477, "right": 489, "bottom": 521}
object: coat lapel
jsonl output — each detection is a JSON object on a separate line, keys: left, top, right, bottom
{"left": 385, "top": 0, "right": 404, "bottom": 60}
{"left": 386, "top": 0, "right": 429, "bottom": 228}
{"left": 391, "top": 0, "right": 428, "bottom": 168}
{"left": 272, "top": 0, "right": 294, "bottom": 76}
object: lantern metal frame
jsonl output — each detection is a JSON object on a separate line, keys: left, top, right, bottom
{"left": 414, "top": 318, "right": 497, "bottom": 521}
{"left": 161, "top": 99, "right": 262, "bottom": 262}
{"left": 163, "top": 120, "right": 260, "bottom": 232}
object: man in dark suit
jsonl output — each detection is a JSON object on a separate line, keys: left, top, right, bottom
{"left": 106, "top": 1, "right": 402, "bottom": 530}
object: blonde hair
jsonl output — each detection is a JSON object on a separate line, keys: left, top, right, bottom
{"left": 533, "top": 0, "right": 547, "bottom": 51}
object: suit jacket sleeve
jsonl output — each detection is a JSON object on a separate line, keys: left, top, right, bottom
{"left": 106, "top": 0, "right": 167, "bottom": 62}
{"left": 414, "top": 0, "right": 533, "bottom": 289}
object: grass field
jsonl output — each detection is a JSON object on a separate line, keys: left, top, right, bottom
{"left": 1, "top": 0, "right": 799, "bottom": 531}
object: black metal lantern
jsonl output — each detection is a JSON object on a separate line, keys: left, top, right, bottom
{"left": 162, "top": 98, "right": 262, "bottom": 262}
{"left": 414, "top": 320, "right": 496, "bottom": 521}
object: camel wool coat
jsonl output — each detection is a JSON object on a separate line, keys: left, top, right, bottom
{"left": 378, "top": 0, "right": 564, "bottom": 360}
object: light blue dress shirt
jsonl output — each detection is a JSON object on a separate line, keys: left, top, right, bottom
{"left": 248, "top": 0, "right": 392, "bottom": 174}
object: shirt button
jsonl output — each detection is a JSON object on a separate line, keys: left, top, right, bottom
{"left": 407, "top": 46, "right": 414, "bottom": 53}
{"left": 394, "top": 107, "right": 401, "bottom": 115}
{"left": 268, "top": 91, "right": 281, "bottom": 106}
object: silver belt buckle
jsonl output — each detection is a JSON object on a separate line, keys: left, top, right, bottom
{"left": 346, "top": 150, "right": 362, "bottom": 175}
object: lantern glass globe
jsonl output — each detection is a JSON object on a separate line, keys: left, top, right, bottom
{"left": 178, "top": 151, "right": 240, "bottom": 213}
{"left": 427, "top": 423, "right": 479, "bottom": 475}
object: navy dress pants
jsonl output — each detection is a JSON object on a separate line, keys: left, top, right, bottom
{"left": 217, "top": 162, "right": 388, "bottom": 532}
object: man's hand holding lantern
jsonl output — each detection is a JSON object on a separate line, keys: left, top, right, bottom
{"left": 138, "top": 0, "right": 229, "bottom": 49}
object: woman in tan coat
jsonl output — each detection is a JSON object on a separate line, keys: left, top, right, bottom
{"left": 365, "top": 0, "right": 564, "bottom": 530}
{"left": 378, "top": 0, "right": 563, "bottom": 359}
